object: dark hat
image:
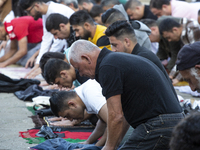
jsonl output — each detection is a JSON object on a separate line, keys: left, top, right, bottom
{"left": 176, "top": 41, "right": 200, "bottom": 71}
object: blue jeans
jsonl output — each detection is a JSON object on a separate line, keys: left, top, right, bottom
{"left": 119, "top": 112, "right": 185, "bottom": 150}
{"left": 31, "top": 138, "right": 98, "bottom": 150}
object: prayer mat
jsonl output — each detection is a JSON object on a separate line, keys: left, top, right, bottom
{"left": 30, "top": 115, "right": 47, "bottom": 128}
{"left": 0, "top": 65, "right": 44, "bottom": 81}
{"left": 174, "top": 81, "right": 189, "bottom": 86}
{"left": 19, "top": 128, "right": 93, "bottom": 144}
{"left": 0, "top": 65, "right": 31, "bottom": 79}
{"left": 24, "top": 104, "right": 95, "bottom": 144}
{"left": 45, "top": 116, "right": 95, "bottom": 128}
{"left": 30, "top": 115, "right": 95, "bottom": 129}
{"left": 27, "top": 106, "right": 95, "bottom": 129}
{"left": 24, "top": 108, "right": 94, "bottom": 144}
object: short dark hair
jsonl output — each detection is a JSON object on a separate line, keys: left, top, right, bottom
{"left": 159, "top": 18, "right": 181, "bottom": 35}
{"left": 40, "top": 52, "right": 65, "bottom": 75}
{"left": 78, "top": 0, "right": 92, "bottom": 5}
{"left": 70, "top": 10, "right": 94, "bottom": 26}
{"left": 105, "top": 20, "right": 136, "bottom": 42}
{"left": 198, "top": 9, "right": 200, "bottom": 15}
{"left": 19, "top": 0, "right": 56, "bottom": 10}
{"left": 150, "top": 0, "right": 170, "bottom": 9}
{"left": 170, "top": 112, "right": 200, "bottom": 150}
{"left": 101, "top": 0, "right": 119, "bottom": 8}
{"left": 124, "top": 0, "right": 142, "bottom": 11}
{"left": 50, "top": 91, "right": 77, "bottom": 117}
{"left": 43, "top": 58, "right": 71, "bottom": 85}
{"left": 19, "top": 0, "right": 42, "bottom": 10}
{"left": 101, "top": 8, "right": 126, "bottom": 24}
{"left": 46, "top": 13, "right": 69, "bottom": 32}
{"left": 89, "top": 5, "right": 104, "bottom": 18}
{"left": 140, "top": 18, "right": 157, "bottom": 28}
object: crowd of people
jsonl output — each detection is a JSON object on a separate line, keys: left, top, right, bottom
{"left": 1, "top": 0, "right": 200, "bottom": 149}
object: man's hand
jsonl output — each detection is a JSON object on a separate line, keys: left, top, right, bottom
{"left": 49, "top": 117, "right": 79, "bottom": 127}
{"left": 0, "top": 62, "right": 7, "bottom": 68}
{"left": 48, "top": 117, "right": 65, "bottom": 122}
{"left": 78, "top": 141, "right": 89, "bottom": 145}
{"left": 24, "top": 64, "right": 41, "bottom": 79}
{"left": 59, "top": 87, "right": 72, "bottom": 91}
{"left": 104, "top": 95, "right": 127, "bottom": 150}
{"left": 172, "top": 78, "right": 180, "bottom": 86}
{"left": 25, "top": 55, "right": 36, "bottom": 68}
{"left": 25, "top": 50, "right": 39, "bottom": 68}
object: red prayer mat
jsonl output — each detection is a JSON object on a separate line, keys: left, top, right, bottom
{"left": 19, "top": 129, "right": 92, "bottom": 139}
{"left": 19, "top": 129, "right": 93, "bottom": 144}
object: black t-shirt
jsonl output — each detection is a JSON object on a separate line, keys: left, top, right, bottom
{"left": 75, "top": 70, "right": 89, "bottom": 84}
{"left": 67, "top": 26, "right": 80, "bottom": 47}
{"left": 132, "top": 44, "right": 177, "bottom": 96}
{"left": 95, "top": 48, "right": 182, "bottom": 128}
{"left": 96, "top": 36, "right": 110, "bottom": 47}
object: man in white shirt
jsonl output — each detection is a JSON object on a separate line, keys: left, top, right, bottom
{"left": 50, "top": 79, "right": 108, "bottom": 147}
{"left": 19, "top": 0, "right": 74, "bottom": 78}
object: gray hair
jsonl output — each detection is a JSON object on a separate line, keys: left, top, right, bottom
{"left": 58, "top": 0, "right": 78, "bottom": 8}
{"left": 190, "top": 67, "right": 200, "bottom": 92}
{"left": 58, "top": 0, "right": 77, "bottom": 3}
{"left": 125, "top": 0, "right": 142, "bottom": 10}
{"left": 69, "top": 40, "right": 100, "bottom": 63}
{"left": 101, "top": 0, "right": 119, "bottom": 7}
{"left": 190, "top": 67, "right": 199, "bottom": 78}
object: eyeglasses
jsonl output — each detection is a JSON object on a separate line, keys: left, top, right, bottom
{"left": 25, "top": 4, "right": 35, "bottom": 15}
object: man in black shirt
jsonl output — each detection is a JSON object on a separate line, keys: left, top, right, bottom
{"left": 69, "top": 39, "right": 183, "bottom": 150}
{"left": 105, "top": 20, "right": 176, "bottom": 96}
{"left": 105, "top": 21, "right": 163, "bottom": 76}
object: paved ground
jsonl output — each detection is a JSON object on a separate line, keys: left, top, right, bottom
{"left": 0, "top": 89, "right": 200, "bottom": 150}
{"left": 0, "top": 93, "right": 37, "bottom": 150}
